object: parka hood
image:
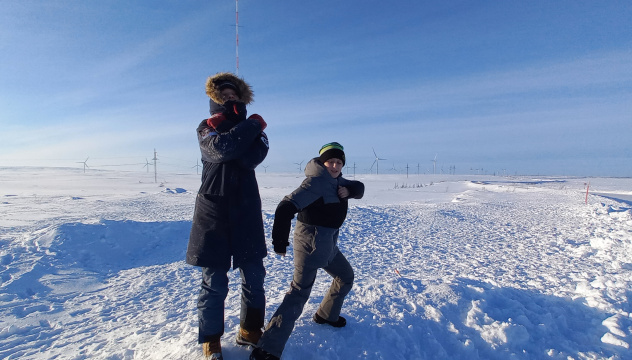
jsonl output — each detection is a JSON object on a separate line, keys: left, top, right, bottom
{"left": 205, "top": 72, "right": 254, "bottom": 105}
{"left": 285, "top": 158, "right": 340, "bottom": 209}
{"left": 304, "top": 158, "right": 327, "bottom": 178}
{"left": 304, "top": 158, "right": 342, "bottom": 180}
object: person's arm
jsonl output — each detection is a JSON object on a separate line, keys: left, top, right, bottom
{"left": 197, "top": 118, "right": 264, "bottom": 163}
{"left": 271, "top": 179, "right": 323, "bottom": 255}
{"left": 235, "top": 114, "right": 268, "bottom": 170}
{"left": 338, "top": 178, "right": 365, "bottom": 199}
{"left": 271, "top": 200, "right": 298, "bottom": 255}
{"left": 236, "top": 131, "right": 269, "bottom": 170}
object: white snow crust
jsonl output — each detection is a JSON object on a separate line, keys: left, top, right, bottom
{"left": 1, "top": 168, "right": 631, "bottom": 359}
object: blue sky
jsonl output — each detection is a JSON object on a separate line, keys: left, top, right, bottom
{"left": 1, "top": 1, "right": 630, "bottom": 176}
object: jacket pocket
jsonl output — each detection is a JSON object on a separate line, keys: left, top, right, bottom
{"left": 294, "top": 222, "right": 317, "bottom": 255}
{"left": 293, "top": 222, "right": 338, "bottom": 268}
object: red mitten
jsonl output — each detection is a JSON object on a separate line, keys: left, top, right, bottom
{"left": 207, "top": 113, "right": 227, "bottom": 129}
{"left": 248, "top": 114, "right": 267, "bottom": 131}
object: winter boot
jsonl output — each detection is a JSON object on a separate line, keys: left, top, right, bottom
{"left": 202, "top": 338, "right": 223, "bottom": 360}
{"left": 313, "top": 313, "right": 347, "bottom": 327}
{"left": 250, "top": 347, "right": 280, "bottom": 360}
{"left": 236, "top": 327, "right": 262, "bottom": 347}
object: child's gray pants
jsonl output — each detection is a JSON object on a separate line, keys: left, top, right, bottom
{"left": 258, "top": 222, "right": 354, "bottom": 357}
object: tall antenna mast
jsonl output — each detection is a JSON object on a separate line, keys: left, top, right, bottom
{"left": 235, "top": 0, "right": 239, "bottom": 75}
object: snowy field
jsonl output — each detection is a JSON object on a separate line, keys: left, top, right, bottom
{"left": 1, "top": 167, "right": 631, "bottom": 360}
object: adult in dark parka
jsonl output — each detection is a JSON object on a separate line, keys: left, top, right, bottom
{"left": 186, "top": 72, "right": 269, "bottom": 360}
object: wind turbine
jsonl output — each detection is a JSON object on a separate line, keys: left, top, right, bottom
{"left": 294, "top": 160, "right": 304, "bottom": 173}
{"left": 370, "top": 148, "right": 386, "bottom": 174}
{"left": 143, "top": 158, "right": 153, "bottom": 173}
{"left": 191, "top": 159, "right": 201, "bottom": 175}
{"left": 77, "top": 157, "right": 89, "bottom": 173}
{"left": 431, "top": 154, "right": 437, "bottom": 175}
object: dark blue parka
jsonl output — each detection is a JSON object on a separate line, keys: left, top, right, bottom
{"left": 186, "top": 116, "right": 269, "bottom": 269}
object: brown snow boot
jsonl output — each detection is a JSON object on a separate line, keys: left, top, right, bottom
{"left": 202, "top": 338, "right": 223, "bottom": 360}
{"left": 236, "top": 327, "right": 262, "bottom": 347}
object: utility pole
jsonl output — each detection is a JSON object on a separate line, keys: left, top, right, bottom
{"left": 152, "top": 149, "right": 158, "bottom": 183}
{"left": 351, "top": 162, "right": 357, "bottom": 179}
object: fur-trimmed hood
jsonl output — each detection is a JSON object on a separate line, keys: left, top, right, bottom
{"left": 205, "top": 72, "right": 254, "bottom": 105}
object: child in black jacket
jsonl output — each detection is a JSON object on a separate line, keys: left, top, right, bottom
{"left": 251, "top": 142, "right": 364, "bottom": 360}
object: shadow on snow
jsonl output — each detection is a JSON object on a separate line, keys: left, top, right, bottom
{"left": 3, "top": 220, "right": 191, "bottom": 298}
{"left": 290, "top": 277, "right": 621, "bottom": 360}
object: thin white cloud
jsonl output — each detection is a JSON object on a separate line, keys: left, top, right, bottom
{"left": 261, "top": 49, "right": 632, "bottom": 129}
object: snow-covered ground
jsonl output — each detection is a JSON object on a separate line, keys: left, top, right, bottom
{"left": 1, "top": 167, "right": 631, "bottom": 359}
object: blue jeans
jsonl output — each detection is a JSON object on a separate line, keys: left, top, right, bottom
{"left": 197, "top": 260, "right": 266, "bottom": 343}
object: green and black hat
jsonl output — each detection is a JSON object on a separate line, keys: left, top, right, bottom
{"left": 319, "top": 142, "right": 345, "bottom": 165}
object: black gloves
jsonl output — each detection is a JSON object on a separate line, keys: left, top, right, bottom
{"left": 273, "top": 241, "right": 289, "bottom": 255}
{"left": 208, "top": 101, "right": 267, "bottom": 133}
{"left": 206, "top": 100, "right": 248, "bottom": 133}
{"left": 223, "top": 100, "right": 247, "bottom": 123}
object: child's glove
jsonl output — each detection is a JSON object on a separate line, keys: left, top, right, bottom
{"left": 223, "top": 100, "right": 247, "bottom": 123}
{"left": 273, "top": 241, "right": 288, "bottom": 255}
{"left": 248, "top": 114, "right": 267, "bottom": 131}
